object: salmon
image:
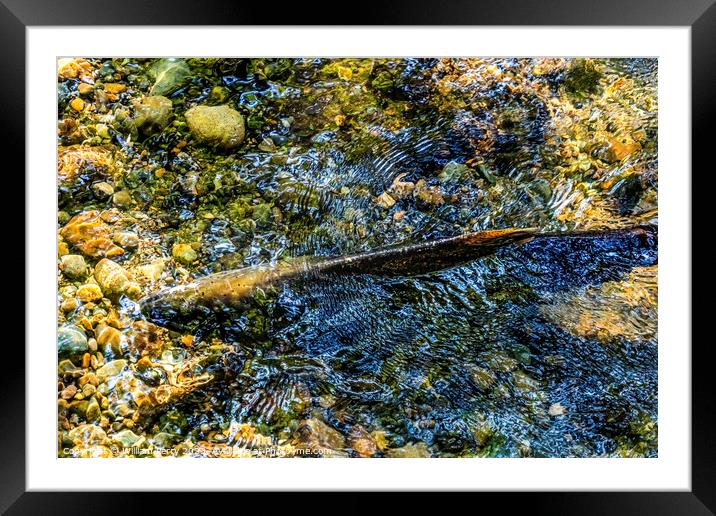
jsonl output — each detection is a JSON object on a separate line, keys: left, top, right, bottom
{"left": 140, "top": 225, "right": 656, "bottom": 329}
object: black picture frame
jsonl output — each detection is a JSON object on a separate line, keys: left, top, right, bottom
{"left": 3, "top": 0, "right": 713, "bottom": 513}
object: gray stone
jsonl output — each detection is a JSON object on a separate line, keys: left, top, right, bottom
{"left": 58, "top": 326, "right": 88, "bottom": 359}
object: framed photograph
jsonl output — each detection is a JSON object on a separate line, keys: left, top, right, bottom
{"left": 6, "top": 0, "right": 713, "bottom": 512}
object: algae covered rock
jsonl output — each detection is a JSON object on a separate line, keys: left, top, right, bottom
{"left": 562, "top": 58, "right": 603, "bottom": 97}
{"left": 132, "top": 95, "right": 173, "bottom": 135}
{"left": 185, "top": 105, "right": 245, "bottom": 149}
{"left": 147, "top": 58, "right": 190, "bottom": 97}
{"left": 385, "top": 442, "right": 431, "bottom": 458}
{"left": 438, "top": 161, "right": 469, "bottom": 183}
{"left": 172, "top": 243, "right": 198, "bottom": 265}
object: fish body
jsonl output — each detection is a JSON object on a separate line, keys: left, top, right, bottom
{"left": 140, "top": 225, "right": 656, "bottom": 329}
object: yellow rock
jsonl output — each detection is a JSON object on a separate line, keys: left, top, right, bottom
{"left": 96, "top": 324, "right": 123, "bottom": 352}
{"left": 135, "top": 259, "right": 166, "bottom": 283}
{"left": 371, "top": 431, "right": 389, "bottom": 451}
{"left": 375, "top": 191, "right": 396, "bottom": 209}
{"left": 185, "top": 105, "right": 245, "bottom": 150}
{"left": 94, "top": 258, "right": 141, "bottom": 299}
{"left": 78, "top": 83, "right": 94, "bottom": 96}
{"left": 77, "top": 284, "right": 103, "bottom": 303}
{"left": 61, "top": 298, "right": 78, "bottom": 312}
{"left": 57, "top": 58, "right": 94, "bottom": 81}
{"left": 337, "top": 65, "right": 353, "bottom": 81}
{"left": 103, "top": 83, "right": 127, "bottom": 94}
{"left": 172, "top": 243, "right": 198, "bottom": 265}
{"left": 70, "top": 98, "right": 85, "bottom": 112}
{"left": 59, "top": 210, "right": 124, "bottom": 259}
{"left": 348, "top": 426, "right": 377, "bottom": 457}
{"left": 539, "top": 266, "right": 657, "bottom": 343}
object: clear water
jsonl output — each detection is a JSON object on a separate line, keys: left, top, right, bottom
{"left": 57, "top": 58, "right": 657, "bottom": 458}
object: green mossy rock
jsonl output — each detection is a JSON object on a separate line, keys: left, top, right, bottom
{"left": 148, "top": 58, "right": 190, "bottom": 97}
{"left": 185, "top": 105, "right": 246, "bottom": 150}
{"left": 132, "top": 95, "right": 173, "bottom": 135}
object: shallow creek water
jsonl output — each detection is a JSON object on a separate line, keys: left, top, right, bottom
{"left": 57, "top": 58, "right": 658, "bottom": 458}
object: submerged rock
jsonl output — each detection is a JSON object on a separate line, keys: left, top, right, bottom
{"left": 69, "top": 98, "right": 85, "bottom": 112}
{"left": 375, "top": 191, "right": 396, "bottom": 209}
{"left": 112, "top": 190, "right": 133, "bottom": 208}
{"left": 539, "top": 265, "right": 657, "bottom": 343}
{"left": 86, "top": 397, "right": 101, "bottom": 422}
{"left": 94, "top": 259, "right": 141, "bottom": 300}
{"left": 112, "top": 429, "right": 141, "bottom": 447}
{"left": 172, "top": 243, "right": 198, "bottom": 265}
{"left": 132, "top": 95, "right": 173, "bottom": 135}
{"left": 548, "top": 403, "right": 566, "bottom": 417}
{"left": 438, "top": 162, "right": 469, "bottom": 183}
{"left": 562, "top": 58, "right": 603, "bottom": 97}
{"left": 348, "top": 425, "right": 378, "bottom": 457}
{"left": 57, "top": 58, "right": 95, "bottom": 81}
{"left": 91, "top": 181, "right": 114, "bottom": 200}
{"left": 385, "top": 442, "right": 431, "bottom": 458}
{"left": 96, "top": 359, "right": 128, "bottom": 382}
{"left": 293, "top": 418, "right": 346, "bottom": 454}
{"left": 185, "top": 105, "right": 245, "bottom": 149}
{"left": 134, "top": 259, "right": 166, "bottom": 283}
{"left": 67, "top": 423, "right": 107, "bottom": 446}
{"left": 57, "top": 146, "right": 117, "bottom": 205}
{"left": 59, "top": 210, "right": 124, "bottom": 258}
{"left": 76, "top": 284, "right": 103, "bottom": 303}
{"left": 58, "top": 326, "right": 89, "bottom": 359}
{"left": 59, "top": 254, "right": 87, "bottom": 279}
{"left": 95, "top": 324, "right": 124, "bottom": 354}
{"left": 147, "top": 58, "right": 190, "bottom": 97}
{"left": 414, "top": 179, "right": 445, "bottom": 206}
{"left": 592, "top": 139, "right": 642, "bottom": 164}
{"left": 112, "top": 231, "right": 139, "bottom": 249}
{"left": 388, "top": 173, "right": 415, "bottom": 200}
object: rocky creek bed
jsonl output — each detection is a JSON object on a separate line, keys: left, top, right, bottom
{"left": 57, "top": 57, "right": 658, "bottom": 458}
